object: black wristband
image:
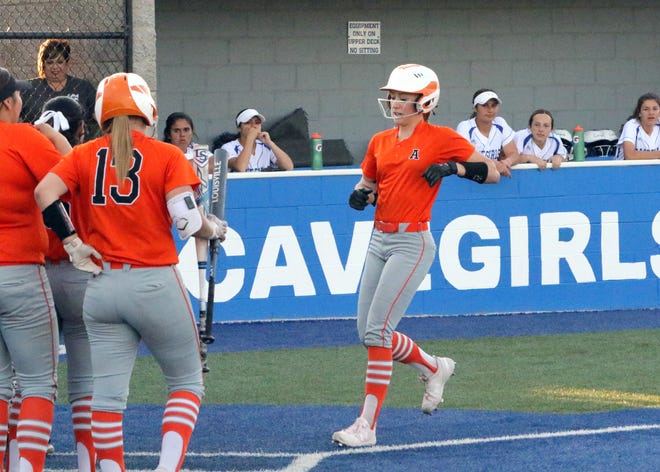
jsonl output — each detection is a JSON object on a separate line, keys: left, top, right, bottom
{"left": 42, "top": 200, "right": 76, "bottom": 240}
{"left": 460, "top": 162, "right": 489, "bottom": 183}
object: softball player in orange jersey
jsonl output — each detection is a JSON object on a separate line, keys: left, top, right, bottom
{"left": 6, "top": 96, "right": 94, "bottom": 472}
{"left": 332, "top": 64, "right": 500, "bottom": 447}
{"left": 35, "top": 72, "right": 227, "bottom": 472}
{"left": 39, "top": 97, "right": 95, "bottom": 471}
{"left": 0, "top": 67, "right": 67, "bottom": 472}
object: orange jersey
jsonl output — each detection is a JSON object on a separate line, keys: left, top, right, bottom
{"left": 50, "top": 131, "right": 200, "bottom": 266}
{"left": 0, "top": 122, "right": 63, "bottom": 264}
{"left": 361, "top": 120, "right": 475, "bottom": 223}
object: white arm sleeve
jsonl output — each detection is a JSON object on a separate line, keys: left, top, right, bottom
{"left": 167, "top": 191, "right": 202, "bottom": 240}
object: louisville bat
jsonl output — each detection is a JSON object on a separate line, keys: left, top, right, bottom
{"left": 200, "top": 148, "right": 229, "bottom": 345}
{"left": 190, "top": 144, "right": 213, "bottom": 372}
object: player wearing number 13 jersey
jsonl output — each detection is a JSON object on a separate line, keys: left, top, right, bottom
{"left": 53, "top": 126, "right": 198, "bottom": 266}
{"left": 35, "top": 72, "right": 227, "bottom": 472}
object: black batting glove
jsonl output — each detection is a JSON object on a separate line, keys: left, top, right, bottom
{"left": 422, "top": 161, "right": 458, "bottom": 187}
{"left": 349, "top": 188, "right": 372, "bottom": 211}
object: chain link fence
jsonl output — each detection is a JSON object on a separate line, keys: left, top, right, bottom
{"left": 0, "top": 0, "right": 131, "bottom": 137}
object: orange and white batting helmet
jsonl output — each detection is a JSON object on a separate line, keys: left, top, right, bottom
{"left": 380, "top": 64, "right": 440, "bottom": 114}
{"left": 95, "top": 72, "right": 157, "bottom": 126}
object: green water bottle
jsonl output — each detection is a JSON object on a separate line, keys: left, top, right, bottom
{"left": 572, "top": 125, "right": 585, "bottom": 161}
{"left": 311, "top": 132, "right": 323, "bottom": 170}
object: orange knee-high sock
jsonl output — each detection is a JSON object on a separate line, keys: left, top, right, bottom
{"left": 17, "top": 396, "right": 54, "bottom": 472}
{"left": 392, "top": 331, "right": 437, "bottom": 375}
{"left": 156, "top": 391, "right": 201, "bottom": 472}
{"left": 72, "top": 397, "right": 95, "bottom": 472}
{"left": 6, "top": 394, "right": 20, "bottom": 472}
{"left": 0, "top": 399, "right": 9, "bottom": 470}
{"left": 91, "top": 411, "right": 124, "bottom": 472}
{"left": 359, "top": 346, "right": 392, "bottom": 428}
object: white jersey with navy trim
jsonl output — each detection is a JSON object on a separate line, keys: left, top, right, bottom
{"left": 456, "top": 116, "right": 514, "bottom": 160}
{"left": 220, "top": 138, "right": 277, "bottom": 171}
{"left": 615, "top": 118, "right": 660, "bottom": 160}
{"left": 513, "top": 129, "right": 567, "bottom": 161}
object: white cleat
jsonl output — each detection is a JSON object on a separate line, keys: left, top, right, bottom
{"left": 332, "top": 417, "right": 376, "bottom": 447}
{"left": 421, "top": 357, "right": 456, "bottom": 414}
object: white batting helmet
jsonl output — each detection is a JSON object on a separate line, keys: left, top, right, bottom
{"left": 380, "top": 64, "right": 440, "bottom": 114}
{"left": 95, "top": 72, "right": 157, "bottom": 126}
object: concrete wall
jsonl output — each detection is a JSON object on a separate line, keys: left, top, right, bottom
{"left": 154, "top": 0, "right": 660, "bottom": 163}
{"left": 132, "top": 0, "right": 157, "bottom": 96}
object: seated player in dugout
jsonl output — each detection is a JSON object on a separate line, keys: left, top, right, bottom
{"left": 513, "top": 109, "right": 568, "bottom": 170}
{"left": 221, "top": 108, "right": 294, "bottom": 172}
{"left": 615, "top": 92, "right": 660, "bottom": 160}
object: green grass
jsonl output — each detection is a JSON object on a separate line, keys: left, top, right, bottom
{"left": 56, "top": 329, "right": 660, "bottom": 414}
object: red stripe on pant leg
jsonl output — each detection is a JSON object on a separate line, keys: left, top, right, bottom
{"left": 379, "top": 233, "right": 428, "bottom": 345}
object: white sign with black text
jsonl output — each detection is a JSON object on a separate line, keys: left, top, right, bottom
{"left": 347, "top": 21, "right": 380, "bottom": 55}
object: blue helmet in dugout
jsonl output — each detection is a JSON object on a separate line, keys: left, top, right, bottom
{"left": 379, "top": 64, "right": 440, "bottom": 115}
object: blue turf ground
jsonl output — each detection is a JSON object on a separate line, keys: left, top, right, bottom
{"left": 204, "top": 308, "right": 660, "bottom": 352}
{"left": 46, "top": 405, "right": 660, "bottom": 471}
{"left": 48, "top": 309, "right": 659, "bottom": 471}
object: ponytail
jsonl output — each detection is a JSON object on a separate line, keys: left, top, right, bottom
{"left": 106, "top": 115, "right": 134, "bottom": 182}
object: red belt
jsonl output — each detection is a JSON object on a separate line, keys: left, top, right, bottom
{"left": 107, "top": 262, "right": 153, "bottom": 270}
{"left": 374, "top": 221, "right": 429, "bottom": 233}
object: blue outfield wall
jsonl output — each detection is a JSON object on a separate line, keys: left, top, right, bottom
{"left": 174, "top": 161, "right": 660, "bottom": 322}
